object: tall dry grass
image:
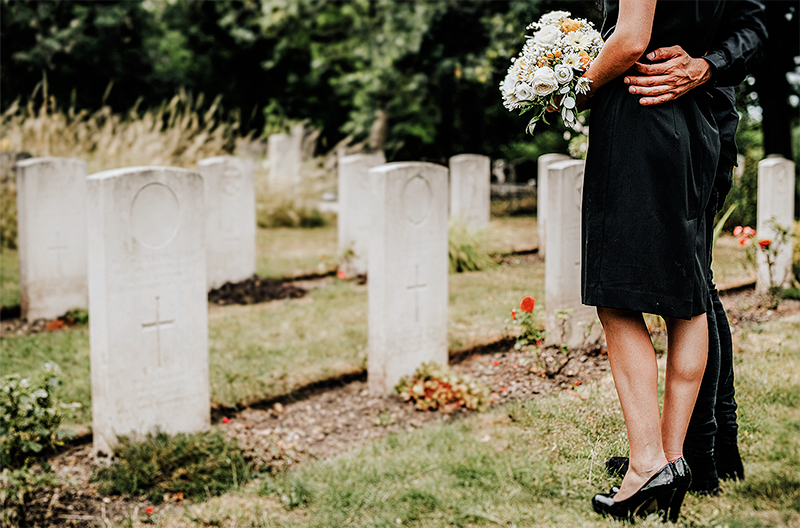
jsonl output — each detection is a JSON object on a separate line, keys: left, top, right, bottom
{"left": 1, "top": 82, "right": 237, "bottom": 173}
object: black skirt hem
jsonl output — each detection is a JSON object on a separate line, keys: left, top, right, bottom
{"left": 582, "top": 284, "right": 705, "bottom": 321}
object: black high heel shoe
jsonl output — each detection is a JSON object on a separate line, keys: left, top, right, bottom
{"left": 592, "top": 463, "right": 678, "bottom": 522}
{"left": 667, "top": 457, "right": 692, "bottom": 522}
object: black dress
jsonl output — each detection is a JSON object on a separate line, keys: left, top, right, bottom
{"left": 581, "top": 0, "right": 726, "bottom": 320}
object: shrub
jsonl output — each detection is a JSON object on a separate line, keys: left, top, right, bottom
{"left": 91, "top": 429, "right": 251, "bottom": 503}
{"left": 0, "top": 363, "right": 78, "bottom": 469}
{"left": 257, "top": 200, "right": 330, "bottom": 229}
{"left": 448, "top": 220, "right": 497, "bottom": 273}
{"left": 0, "top": 464, "right": 59, "bottom": 528}
{"left": 395, "top": 362, "right": 491, "bottom": 413}
{"left": 0, "top": 183, "right": 17, "bottom": 250}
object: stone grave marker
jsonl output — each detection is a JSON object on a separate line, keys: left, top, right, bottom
{"left": 449, "top": 154, "right": 490, "bottom": 227}
{"left": 87, "top": 166, "right": 209, "bottom": 455}
{"left": 367, "top": 162, "right": 449, "bottom": 395}
{"left": 15, "top": 157, "right": 88, "bottom": 320}
{"left": 537, "top": 153, "right": 570, "bottom": 259}
{"left": 756, "top": 155, "right": 796, "bottom": 293}
{"left": 198, "top": 156, "right": 256, "bottom": 290}
{"left": 544, "top": 159, "right": 601, "bottom": 349}
{"left": 338, "top": 152, "right": 386, "bottom": 276}
{"left": 268, "top": 124, "right": 303, "bottom": 187}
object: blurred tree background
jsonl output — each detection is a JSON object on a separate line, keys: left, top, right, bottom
{"left": 1, "top": 0, "right": 798, "bottom": 191}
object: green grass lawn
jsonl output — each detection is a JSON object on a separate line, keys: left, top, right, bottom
{"left": 145, "top": 309, "right": 800, "bottom": 528}
{"left": 0, "top": 260, "right": 544, "bottom": 426}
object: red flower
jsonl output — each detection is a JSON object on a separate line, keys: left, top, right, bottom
{"left": 519, "top": 296, "right": 535, "bottom": 313}
{"left": 501, "top": 387, "right": 508, "bottom": 392}
{"left": 536, "top": 340, "right": 543, "bottom": 346}
{"left": 222, "top": 417, "right": 231, "bottom": 424}
{"left": 739, "top": 237, "right": 748, "bottom": 247}
{"left": 743, "top": 226, "right": 756, "bottom": 237}
{"left": 337, "top": 269, "right": 348, "bottom": 280}
{"left": 758, "top": 239, "right": 771, "bottom": 249}
{"left": 512, "top": 365, "right": 519, "bottom": 369}
{"left": 588, "top": 416, "right": 594, "bottom": 421}
{"left": 46, "top": 320, "right": 65, "bottom": 332}
{"left": 492, "top": 361, "right": 500, "bottom": 366}
{"left": 510, "top": 309, "right": 516, "bottom": 320}
{"left": 733, "top": 225, "right": 743, "bottom": 237}
{"left": 574, "top": 380, "right": 582, "bottom": 386}
{"left": 145, "top": 507, "right": 154, "bottom": 514}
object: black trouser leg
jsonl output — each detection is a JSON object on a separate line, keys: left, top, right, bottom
{"left": 712, "top": 286, "right": 744, "bottom": 481}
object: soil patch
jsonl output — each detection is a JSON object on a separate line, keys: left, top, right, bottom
{"left": 208, "top": 275, "right": 307, "bottom": 306}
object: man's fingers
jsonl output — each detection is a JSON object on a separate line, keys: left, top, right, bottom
{"left": 625, "top": 74, "right": 672, "bottom": 87}
{"left": 645, "top": 45, "right": 684, "bottom": 62}
{"left": 628, "top": 83, "right": 673, "bottom": 97}
{"left": 639, "top": 93, "right": 675, "bottom": 106}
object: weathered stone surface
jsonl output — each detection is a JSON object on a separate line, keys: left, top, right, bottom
{"left": 449, "top": 154, "right": 490, "bottom": 227}
{"left": 756, "top": 156, "right": 796, "bottom": 293}
{"left": 536, "top": 153, "right": 570, "bottom": 259}
{"left": 544, "top": 160, "right": 601, "bottom": 349}
{"left": 338, "top": 152, "right": 386, "bottom": 276}
{"left": 15, "top": 157, "right": 88, "bottom": 320}
{"left": 268, "top": 124, "right": 303, "bottom": 186}
{"left": 87, "top": 166, "right": 209, "bottom": 456}
{"left": 198, "top": 156, "right": 256, "bottom": 290}
{"left": 367, "top": 162, "right": 449, "bottom": 395}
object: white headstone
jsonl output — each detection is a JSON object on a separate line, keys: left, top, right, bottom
{"left": 537, "top": 153, "right": 570, "bottom": 259}
{"left": 449, "top": 154, "right": 490, "bottom": 227}
{"left": 268, "top": 124, "right": 303, "bottom": 187}
{"left": 198, "top": 156, "right": 256, "bottom": 290}
{"left": 544, "top": 160, "right": 601, "bottom": 349}
{"left": 87, "top": 167, "right": 209, "bottom": 455}
{"left": 756, "top": 156, "right": 796, "bottom": 293}
{"left": 368, "top": 162, "right": 449, "bottom": 395}
{"left": 15, "top": 157, "right": 88, "bottom": 320}
{"left": 338, "top": 152, "right": 386, "bottom": 276}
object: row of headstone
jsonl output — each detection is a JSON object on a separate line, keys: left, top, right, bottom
{"left": 337, "top": 153, "right": 490, "bottom": 276}
{"left": 538, "top": 153, "right": 797, "bottom": 347}
{"left": 14, "top": 156, "right": 256, "bottom": 322}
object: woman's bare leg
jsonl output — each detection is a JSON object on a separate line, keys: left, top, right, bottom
{"left": 598, "top": 307, "right": 668, "bottom": 501}
{"left": 662, "top": 314, "right": 708, "bottom": 461}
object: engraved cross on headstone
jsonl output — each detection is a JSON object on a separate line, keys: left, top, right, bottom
{"left": 141, "top": 296, "right": 175, "bottom": 367}
{"left": 406, "top": 264, "right": 427, "bottom": 322}
{"left": 47, "top": 231, "right": 69, "bottom": 276}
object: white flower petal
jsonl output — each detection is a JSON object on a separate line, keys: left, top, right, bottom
{"left": 563, "top": 96, "right": 576, "bottom": 109}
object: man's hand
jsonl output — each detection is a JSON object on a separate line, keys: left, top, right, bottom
{"left": 624, "top": 45, "right": 713, "bottom": 105}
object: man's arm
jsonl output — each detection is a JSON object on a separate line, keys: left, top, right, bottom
{"left": 624, "top": 0, "right": 766, "bottom": 106}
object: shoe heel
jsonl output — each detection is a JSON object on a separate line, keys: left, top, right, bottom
{"left": 667, "top": 481, "right": 689, "bottom": 522}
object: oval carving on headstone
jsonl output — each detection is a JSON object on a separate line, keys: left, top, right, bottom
{"left": 130, "top": 182, "right": 180, "bottom": 249}
{"left": 402, "top": 174, "right": 432, "bottom": 225}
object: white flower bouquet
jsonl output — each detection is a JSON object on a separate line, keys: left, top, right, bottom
{"left": 500, "top": 10, "right": 604, "bottom": 134}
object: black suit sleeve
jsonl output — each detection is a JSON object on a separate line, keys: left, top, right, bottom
{"left": 703, "top": 0, "right": 767, "bottom": 87}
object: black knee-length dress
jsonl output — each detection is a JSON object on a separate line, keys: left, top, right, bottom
{"left": 582, "top": 0, "right": 727, "bottom": 320}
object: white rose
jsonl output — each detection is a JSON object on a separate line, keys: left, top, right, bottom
{"left": 516, "top": 82, "right": 534, "bottom": 101}
{"left": 533, "top": 25, "right": 561, "bottom": 48}
{"left": 502, "top": 71, "right": 518, "bottom": 96}
{"left": 554, "top": 64, "right": 574, "bottom": 84}
{"left": 532, "top": 67, "right": 558, "bottom": 96}
{"left": 539, "top": 10, "right": 570, "bottom": 25}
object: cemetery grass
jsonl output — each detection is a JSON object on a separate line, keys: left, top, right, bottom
{"left": 0, "top": 259, "right": 545, "bottom": 428}
{"left": 147, "top": 309, "right": 800, "bottom": 528}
